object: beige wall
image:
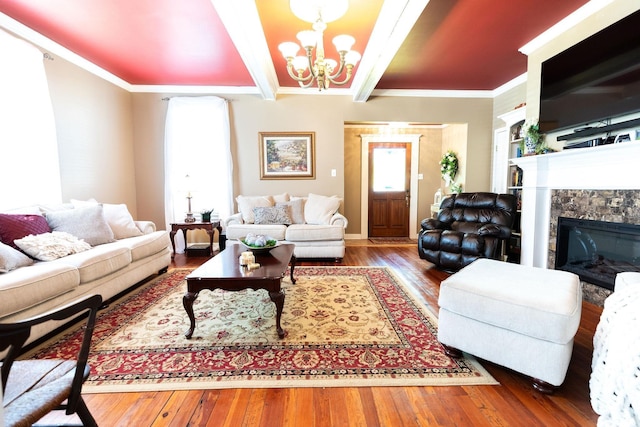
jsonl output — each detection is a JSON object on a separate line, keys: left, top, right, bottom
{"left": 45, "top": 55, "right": 137, "bottom": 215}
{"left": 132, "top": 93, "right": 494, "bottom": 233}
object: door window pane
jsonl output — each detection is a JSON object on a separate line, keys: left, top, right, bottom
{"left": 373, "top": 148, "right": 406, "bottom": 192}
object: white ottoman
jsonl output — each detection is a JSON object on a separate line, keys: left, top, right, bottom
{"left": 437, "top": 258, "right": 582, "bottom": 393}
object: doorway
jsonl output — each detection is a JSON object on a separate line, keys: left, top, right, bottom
{"left": 360, "top": 134, "right": 421, "bottom": 239}
{"left": 368, "top": 143, "right": 410, "bottom": 237}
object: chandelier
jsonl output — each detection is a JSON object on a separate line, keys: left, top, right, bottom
{"left": 278, "top": 0, "right": 361, "bottom": 91}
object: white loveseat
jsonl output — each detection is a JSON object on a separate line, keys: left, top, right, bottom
{"left": 223, "top": 193, "right": 347, "bottom": 260}
{"left": 0, "top": 202, "right": 171, "bottom": 346}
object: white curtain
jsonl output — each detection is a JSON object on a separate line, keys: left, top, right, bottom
{"left": 0, "top": 29, "right": 62, "bottom": 211}
{"left": 164, "top": 96, "right": 233, "bottom": 253}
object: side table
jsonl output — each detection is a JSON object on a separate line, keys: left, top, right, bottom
{"left": 170, "top": 221, "right": 222, "bottom": 258}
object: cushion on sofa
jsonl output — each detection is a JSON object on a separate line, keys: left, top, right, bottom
{"left": 272, "top": 193, "right": 291, "bottom": 204}
{"left": 103, "top": 204, "right": 143, "bottom": 238}
{"left": 225, "top": 224, "right": 287, "bottom": 241}
{"left": 0, "top": 263, "right": 80, "bottom": 317}
{"left": 236, "top": 195, "right": 274, "bottom": 224}
{"left": 52, "top": 244, "right": 131, "bottom": 284}
{"left": 45, "top": 204, "right": 115, "bottom": 246}
{"left": 14, "top": 231, "right": 91, "bottom": 261}
{"left": 304, "top": 193, "right": 341, "bottom": 225}
{"left": 253, "top": 205, "right": 292, "bottom": 225}
{"left": 0, "top": 213, "right": 51, "bottom": 249}
{"left": 0, "top": 242, "right": 34, "bottom": 273}
{"left": 72, "top": 199, "right": 143, "bottom": 239}
{"left": 277, "top": 198, "right": 306, "bottom": 224}
{"left": 285, "top": 224, "right": 345, "bottom": 241}
{"left": 116, "top": 231, "right": 170, "bottom": 262}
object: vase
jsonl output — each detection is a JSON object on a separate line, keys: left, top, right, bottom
{"left": 201, "top": 212, "right": 211, "bottom": 222}
{"left": 524, "top": 136, "right": 537, "bottom": 155}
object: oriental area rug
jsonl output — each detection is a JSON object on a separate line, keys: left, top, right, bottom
{"left": 25, "top": 267, "right": 497, "bottom": 392}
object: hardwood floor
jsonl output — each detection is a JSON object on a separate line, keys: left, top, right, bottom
{"left": 80, "top": 242, "right": 600, "bottom": 426}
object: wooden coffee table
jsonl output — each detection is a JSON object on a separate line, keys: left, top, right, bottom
{"left": 183, "top": 242, "right": 296, "bottom": 339}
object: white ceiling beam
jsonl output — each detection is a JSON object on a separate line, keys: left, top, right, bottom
{"left": 0, "top": 13, "right": 132, "bottom": 91}
{"left": 350, "top": 0, "right": 431, "bottom": 103}
{"left": 211, "top": 0, "right": 279, "bottom": 101}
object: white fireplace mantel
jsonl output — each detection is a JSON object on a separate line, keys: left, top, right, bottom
{"left": 511, "top": 141, "right": 640, "bottom": 268}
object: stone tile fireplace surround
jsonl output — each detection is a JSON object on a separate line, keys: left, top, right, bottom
{"left": 512, "top": 142, "right": 640, "bottom": 306}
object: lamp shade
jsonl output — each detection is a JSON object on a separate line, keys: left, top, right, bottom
{"left": 292, "top": 56, "right": 309, "bottom": 72}
{"left": 278, "top": 42, "right": 300, "bottom": 59}
{"left": 344, "top": 50, "right": 361, "bottom": 66}
{"left": 296, "top": 30, "right": 318, "bottom": 49}
{"left": 332, "top": 34, "right": 355, "bottom": 53}
{"left": 324, "top": 58, "right": 338, "bottom": 72}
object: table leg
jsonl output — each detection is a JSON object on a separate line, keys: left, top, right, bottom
{"left": 289, "top": 254, "right": 297, "bottom": 284}
{"left": 269, "top": 290, "right": 285, "bottom": 338}
{"left": 183, "top": 290, "right": 199, "bottom": 339}
{"left": 205, "top": 229, "right": 214, "bottom": 256}
{"left": 170, "top": 229, "right": 177, "bottom": 258}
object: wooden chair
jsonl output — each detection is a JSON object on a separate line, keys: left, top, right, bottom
{"left": 1, "top": 294, "right": 102, "bottom": 427}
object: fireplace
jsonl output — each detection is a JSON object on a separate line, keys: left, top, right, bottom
{"left": 555, "top": 217, "right": 640, "bottom": 290}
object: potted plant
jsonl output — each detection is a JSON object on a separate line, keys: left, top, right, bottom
{"left": 200, "top": 209, "right": 213, "bottom": 222}
{"left": 519, "top": 119, "right": 547, "bottom": 155}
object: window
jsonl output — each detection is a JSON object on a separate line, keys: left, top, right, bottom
{"left": 164, "top": 96, "right": 233, "bottom": 252}
{"left": 0, "top": 29, "right": 61, "bottom": 210}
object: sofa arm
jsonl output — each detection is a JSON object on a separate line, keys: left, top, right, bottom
{"left": 330, "top": 213, "right": 348, "bottom": 228}
{"left": 135, "top": 221, "right": 156, "bottom": 234}
{"left": 421, "top": 218, "right": 448, "bottom": 231}
{"left": 615, "top": 272, "right": 640, "bottom": 292}
{"left": 223, "top": 213, "right": 244, "bottom": 228}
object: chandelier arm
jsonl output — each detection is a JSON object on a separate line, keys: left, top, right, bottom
{"left": 285, "top": 62, "right": 314, "bottom": 84}
{"left": 327, "top": 65, "right": 354, "bottom": 86}
{"left": 298, "top": 77, "right": 316, "bottom": 89}
{"left": 305, "top": 47, "right": 318, "bottom": 79}
{"left": 326, "top": 54, "right": 347, "bottom": 81}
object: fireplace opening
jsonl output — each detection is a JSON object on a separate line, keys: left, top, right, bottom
{"left": 555, "top": 217, "right": 640, "bottom": 290}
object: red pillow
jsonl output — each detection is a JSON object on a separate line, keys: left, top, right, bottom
{"left": 0, "top": 213, "right": 51, "bottom": 249}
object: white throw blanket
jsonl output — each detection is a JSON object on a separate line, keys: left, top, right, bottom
{"left": 590, "top": 274, "right": 640, "bottom": 427}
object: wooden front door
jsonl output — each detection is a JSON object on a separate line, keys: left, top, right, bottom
{"left": 368, "top": 143, "right": 411, "bottom": 237}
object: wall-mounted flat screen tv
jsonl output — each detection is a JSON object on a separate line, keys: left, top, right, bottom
{"left": 539, "top": 9, "right": 640, "bottom": 136}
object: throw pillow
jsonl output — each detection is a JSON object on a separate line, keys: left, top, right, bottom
{"left": 71, "top": 199, "right": 142, "bottom": 239}
{"left": 0, "top": 241, "right": 33, "bottom": 272}
{"left": 276, "top": 198, "right": 306, "bottom": 224}
{"left": 236, "top": 195, "right": 274, "bottom": 224}
{"left": 253, "top": 206, "right": 292, "bottom": 225}
{"left": 0, "top": 213, "right": 51, "bottom": 249}
{"left": 304, "top": 193, "right": 341, "bottom": 225}
{"left": 272, "top": 193, "right": 291, "bottom": 204}
{"left": 103, "top": 204, "right": 143, "bottom": 239}
{"left": 14, "top": 231, "right": 91, "bottom": 262}
{"left": 45, "top": 205, "right": 115, "bottom": 246}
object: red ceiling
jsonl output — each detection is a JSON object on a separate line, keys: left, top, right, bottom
{"left": 0, "top": 0, "right": 591, "bottom": 93}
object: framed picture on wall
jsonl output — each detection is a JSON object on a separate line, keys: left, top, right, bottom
{"left": 259, "top": 132, "right": 315, "bottom": 179}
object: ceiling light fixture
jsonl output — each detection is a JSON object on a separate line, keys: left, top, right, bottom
{"left": 278, "top": 0, "right": 361, "bottom": 91}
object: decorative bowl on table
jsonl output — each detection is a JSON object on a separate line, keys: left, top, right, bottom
{"left": 239, "top": 234, "right": 279, "bottom": 253}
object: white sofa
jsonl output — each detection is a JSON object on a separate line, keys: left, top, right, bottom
{"left": 223, "top": 193, "right": 347, "bottom": 260}
{"left": 0, "top": 202, "right": 171, "bottom": 346}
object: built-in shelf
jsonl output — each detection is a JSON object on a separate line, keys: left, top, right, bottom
{"left": 509, "top": 140, "right": 640, "bottom": 268}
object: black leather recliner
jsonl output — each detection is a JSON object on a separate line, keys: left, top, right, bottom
{"left": 418, "top": 192, "right": 517, "bottom": 271}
